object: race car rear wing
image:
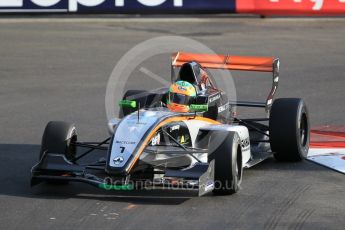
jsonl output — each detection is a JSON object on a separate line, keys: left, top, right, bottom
{"left": 171, "top": 52, "right": 280, "bottom": 112}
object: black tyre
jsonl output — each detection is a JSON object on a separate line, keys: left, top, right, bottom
{"left": 39, "top": 121, "right": 77, "bottom": 162}
{"left": 269, "top": 98, "right": 310, "bottom": 161}
{"left": 209, "top": 131, "right": 242, "bottom": 195}
{"left": 119, "top": 90, "right": 148, "bottom": 118}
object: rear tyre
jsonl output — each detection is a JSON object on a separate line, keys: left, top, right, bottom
{"left": 39, "top": 121, "right": 77, "bottom": 162}
{"left": 209, "top": 131, "right": 242, "bottom": 195}
{"left": 269, "top": 98, "right": 310, "bottom": 161}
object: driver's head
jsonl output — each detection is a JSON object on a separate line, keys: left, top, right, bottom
{"left": 167, "top": 81, "right": 196, "bottom": 113}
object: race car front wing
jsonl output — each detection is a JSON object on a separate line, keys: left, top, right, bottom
{"left": 31, "top": 150, "right": 215, "bottom": 196}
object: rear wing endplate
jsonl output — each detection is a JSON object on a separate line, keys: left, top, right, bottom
{"left": 171, "top": 52, "right": 280, "bottom": 112}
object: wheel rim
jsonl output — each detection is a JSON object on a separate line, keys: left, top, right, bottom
{"left": 235, "top": 160, "right": 239, "bottom": 178}
{"left": 235, "top": 155, "right": 241, "bottom": 181}
{"left": 67, "top": 130, "right": 77, "bottom": 161}
{"left": 299, "top": 113, "right": 308, "bottom": 147}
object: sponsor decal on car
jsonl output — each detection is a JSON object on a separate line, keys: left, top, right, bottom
{"left": 209, "top": 94, "right": 221, "bottom": 103}
{"left": 113, "top": 156, "right": 124, "bottom": 165}
{"left": 218, "top": 103, "right": 230, "bottom": 113}
{"left": 170, "top": 124, "right": 180, "bottom": 132}
{"left": 116, "top": 140, "right": 136, "bottom": 145}
{"left": 151, "top": 133, "right": 161, "bottom": 146}
{"left": 241, "top": 137, "right": 250, "bottom": 151}
{"left": 204, "top": 180, "right": 215, "bottom": 192}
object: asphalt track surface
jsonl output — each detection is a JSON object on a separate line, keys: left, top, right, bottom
{"left": 0, "top": 17, "right": 345, "bottom": 230}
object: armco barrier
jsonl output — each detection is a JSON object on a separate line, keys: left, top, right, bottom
{"left": 0, "top": 0, "right": 235, "bottom": 13}
{"left": 236, "top": 0, "right": 345, "bottom": 16}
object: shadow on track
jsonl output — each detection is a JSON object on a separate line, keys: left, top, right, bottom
{"left": 0, "top": 143, "right": 331, "bottom": 206}
{"left": 0, "top": 144, "right": 192, "bottom": 205}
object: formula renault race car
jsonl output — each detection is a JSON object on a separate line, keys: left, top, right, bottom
{"left": 31, "top": 52, "right": 310, "bottom": 196}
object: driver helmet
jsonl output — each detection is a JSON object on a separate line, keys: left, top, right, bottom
{"left": 167, "top": 81, "right": 197, "bottom": 113}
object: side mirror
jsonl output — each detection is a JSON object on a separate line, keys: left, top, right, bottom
{"left": 189, "top": 104, "right": 208, "bottom": 112}
{"left": 119, "top": 100, "right": 137, "bottom": 109}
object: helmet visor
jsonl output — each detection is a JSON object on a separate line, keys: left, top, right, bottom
{"left": 169, "top": 92, "right": 195, "bottom": 105}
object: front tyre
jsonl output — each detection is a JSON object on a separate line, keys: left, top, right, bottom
{"left": 209, "top": 131, "right": 242, "bottom": 195}
{"left": 269, "top": 98, "right": 310, "bottom": 161}
{"left": 39, "top": 121, "right": 77, "bottom": 162}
